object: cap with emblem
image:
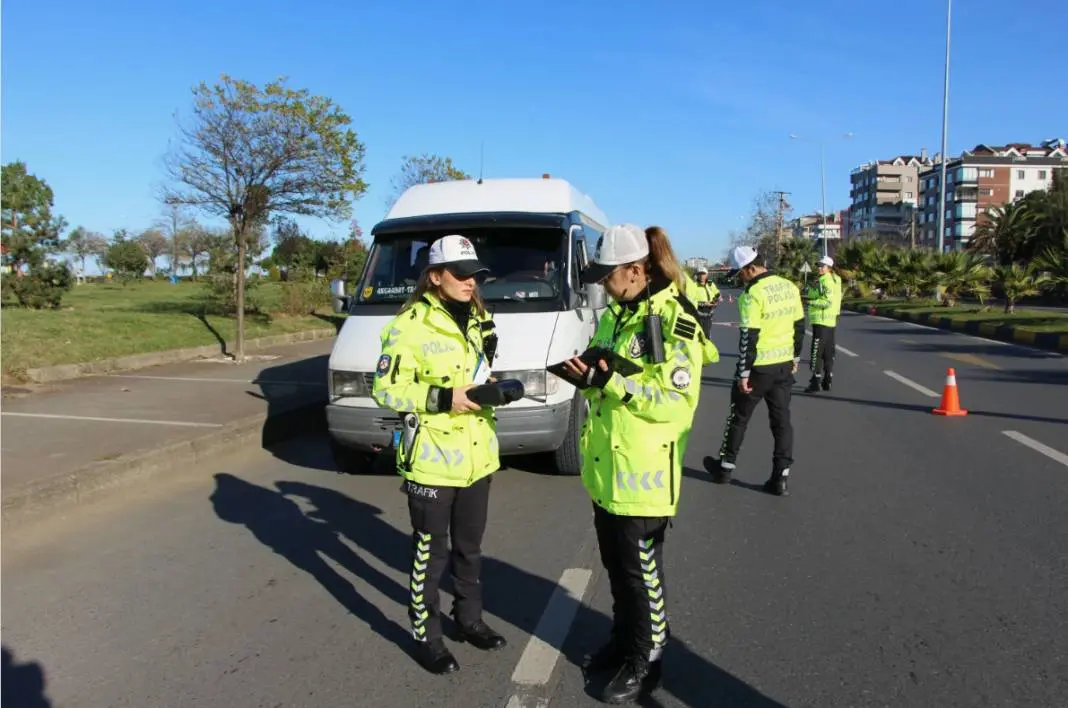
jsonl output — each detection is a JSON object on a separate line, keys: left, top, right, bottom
{"left": 726, "top": 245, "right": 759, "bottom": 277}
{"left": 581, "top": 223, "right": 649, "bottom": 284}
{"left": 817, "top": 255, "right": 834, "bottom": 267}
{"left": 426, "top": 234, "right": 490, "bottom": 278}
{"left": 696, "top": 266, "right": 709, "bottom": 275}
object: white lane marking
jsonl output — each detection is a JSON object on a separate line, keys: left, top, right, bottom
{"left": 1, "top": 412, "right": 223, "bottom": 428}
{"left": 883, "top": 370, "right": 940, "bottom": 398}
{"left": 505, "top": 696, "right": 549, "bottom": 708}
{"left": 805, "top": 329, "right": 859, "bottom": 357}
{"left": 509, "top": 567, "right": 593, "bottom": 686}
{"left": 109, "top": 374, "right": 322, "bottom": 387}
{"left": 1002, "top": 431, "right": 1068, "bottom": 469}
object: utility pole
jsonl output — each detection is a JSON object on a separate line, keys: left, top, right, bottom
{"left": 937, "top": 0, "right": 952, "bottom": 254}
{"left": 773, "top": 190, "right": 791, "bottom": 265}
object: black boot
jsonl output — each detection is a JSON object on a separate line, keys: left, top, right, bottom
{"left": 804, "top": 377, "right": 821, "bottom": 393}
{"left": 456, "top": 619, "right": 507, "bottom": 651}
{"left": 702, "top": 456, "right": 732, "bottom": 484}
{"left": 414, "top": 638, "right": 459, "bottom": 675}
{"left": 601, "top": 657, "right": 662, "bottom": 704}
{"left": 821, "top": 375, "right": 832, "bottom": 391}
{"left": 581, "top": 637, "right": 625, "bottom": 675}
{"left": 763, "top": 469, "right": 789, "bottom": 497}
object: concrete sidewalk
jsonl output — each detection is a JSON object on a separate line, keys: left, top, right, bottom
{"left": 1, "top": 339, "right": 334, "bottom": 522}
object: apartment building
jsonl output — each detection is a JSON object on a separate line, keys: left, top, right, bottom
{"left": 790, "top": 212, "right": 842, "bottom": 242}
{"left": 918, "top": 139, "right": 1068, "bottom": 251}
{"left": 847, "top": 152, "right": 933, "bottom": 243}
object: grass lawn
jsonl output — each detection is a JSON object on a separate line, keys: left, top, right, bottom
{"left": 845, "top": 297, "right": 1068, "bottom": 334}
{"left": 2, "top": 280, "right": 340, "bottom": 378}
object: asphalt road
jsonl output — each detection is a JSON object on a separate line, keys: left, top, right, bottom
{"left": 4, "top": 297, "right": 1067, "bottom": 708}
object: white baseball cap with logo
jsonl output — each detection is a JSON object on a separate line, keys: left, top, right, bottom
{"left": 817, "top": 255, "right": 834, "bottom": 267}
{"left": 726, "top": 245, "right": 759, "bottom": 276}
{"left": 581, "top": 223, "right": 649, "bottom": 284}
{"left": 426, "top": 234, "right": 490, "bottom": 278}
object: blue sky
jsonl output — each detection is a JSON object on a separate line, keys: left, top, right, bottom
{"left": 3, "top": 0, "right": 1065, "bottom": 267}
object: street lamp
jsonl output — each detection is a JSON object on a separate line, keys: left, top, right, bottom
{"left": 789, "top": 132, "right": 854, "bottom": 257}
{"left": 936, "top": 0, "right": 952, "bottom": 254}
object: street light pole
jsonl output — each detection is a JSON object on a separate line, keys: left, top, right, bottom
{"left": 819, "top": 140, "right": 828, "bottom": 258}
{"left": 937, "top": 0, "right": 952, "bottom": 254}
{"left": 790, "top": 132, "right": 853, "bottom": 259}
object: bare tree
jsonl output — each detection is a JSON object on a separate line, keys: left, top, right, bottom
{"left": 162, "top": 74, "right": 368, "bottom": 361}
{"left": 136, "top": 229, "right": 169, "bottom": 275}
{"left": 156, "top": 201, "right": 193, "bottom": 276}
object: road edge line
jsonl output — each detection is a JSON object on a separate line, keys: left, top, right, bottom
{"left": 0, "top": 397, "right": 326, "bottom": 527}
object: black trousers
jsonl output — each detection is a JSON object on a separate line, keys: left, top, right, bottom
{"left": 405, "top": 476, "right": 491, "bottom": 643}
{"left": 718, "top": 361, "right": 795, "bottom": 475}
{"left": 593, "top": 503, "right": 671, "bottom": 662}
{"left": 809, "top": 324, "right": 836, "bottom": 379}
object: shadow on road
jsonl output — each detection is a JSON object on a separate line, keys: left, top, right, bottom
{"left": 800, "top": 392, "right": 1068, "bottom": 425}
{"left": 247, "top": 354, "right": 331, "bottom": 468}
{"left": 956, "top": 369, "right": 1068, "bottom": 386}
{"left": 207, "top": 469, "right": 783, "bottom": 706}
{"left": 898, "top": 339, "right": 1063, "bottom": 361}
{"left": 209, "top": 473, "right": 415, "bottom": 657}
{"left": 2, "top": 645, "right": 52, "bottom": 708}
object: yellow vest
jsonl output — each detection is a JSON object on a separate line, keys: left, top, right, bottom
{"left": 372, "top": 293, "right": 500, "bottom": 487}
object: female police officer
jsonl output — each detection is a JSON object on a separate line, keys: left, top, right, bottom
{"left": 372, "top": 234, "right": 507, "bottom": 675}
{"left": 558, "top": 224, "right": 718, "bottom": 703}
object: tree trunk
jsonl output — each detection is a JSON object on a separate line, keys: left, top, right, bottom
{"left": 236, "top": 227, "right": 246, "bottom": 364}
{"left": 1005, "top": 298, "right": 1015, "bottom": 314}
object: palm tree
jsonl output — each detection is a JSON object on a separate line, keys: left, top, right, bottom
{"left": 932, "top": 252, "right": 992, "bottom": 307}
{"left": 896, "top": 249, "right": 935, "bottom": 300}
{"left": 1036, "top": 246, "right": 1068, "bottom": 301}
{"left": 968, "top": 202, "right": 1034, "bottom": 265}
{"left": 995, "top": 263, "right": 1049, "bottom": 313}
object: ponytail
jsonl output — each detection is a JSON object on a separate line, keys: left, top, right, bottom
{"left": 644, "top": 226, "right": 686, "bottom": 292}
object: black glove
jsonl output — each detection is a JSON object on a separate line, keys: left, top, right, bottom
{"left": 466, "top": 379, "right": 525, "bottom": 406}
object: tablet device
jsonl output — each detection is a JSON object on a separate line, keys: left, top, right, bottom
{"left": 546, "top": 347, "right": 643, "bottom": 383}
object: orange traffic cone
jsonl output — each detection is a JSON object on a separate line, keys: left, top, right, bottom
{"left": 932, "top": 368, "right": 968, "bottom": 416}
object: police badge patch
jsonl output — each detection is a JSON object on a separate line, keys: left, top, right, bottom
{"left": 670, "top": 366, "right": 691, "bottom": 390}
{"left": 629, "top": 332, "right": 647, "bottom": 358}
{"left": 376, "top": 354, "right": 392, "bottom": 376}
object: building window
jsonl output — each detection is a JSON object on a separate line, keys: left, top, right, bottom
{"left": 979, "top": 169, "right": 994, "bottom": 178}
{"left": 1017, "top": 170, "right": 1025, "bottom": 179}
{"left": 1015, "top": 190, "right": 1025, "bottom": 199}
{"left": 1039, "top": 170, "right": 1047, "bottom": 179}
{"left": 906, "top": 191, "right": 914, "bottom": 199}
{"left": 907, "top": 176, "right": 914, "bottom": 182}
{"left": 985, "top": 188, "right": 994, "bottom": 196}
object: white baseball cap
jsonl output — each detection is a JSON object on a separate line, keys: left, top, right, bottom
{"left": 426, "top": 234, "right": 490, "bottom": 277}
{"left": 581, "top": 224, "right": 649, "bottom": 284}
{"left": 696, "top": 266, "right": 709, "bottom": 274}
{"left": 817, "top": 255, "right": 834, "bottom": 267}
{"left": 727, "top": 245, "right": 759, "bottom": 274}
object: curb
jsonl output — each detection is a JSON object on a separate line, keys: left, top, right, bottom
{"left": 0, "top": 396, "right": 327, "bottom": 527}
{"left": 21, "top": 327, "right": 338, "bottom": 384}
{"left": 845, "top": 302, "right": 1068, "bottom": 354}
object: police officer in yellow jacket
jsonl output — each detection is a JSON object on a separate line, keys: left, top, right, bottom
{"left": 803, "top": 255, "right": 843, "bottom": 393}
{"left": 704, "top": 246, "right": 805, "bottom": 496}
{"left": 372, "top": 234, "right": 507, "bottom": 675}
{"left": 686, "top": 266, "right": 722, "bottom": 338}
{"left": 557, "top": 224, "right": 719, "bottom": 704}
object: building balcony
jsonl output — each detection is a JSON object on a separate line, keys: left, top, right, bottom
{"left": 876, "top": 180, "right": 903, "bottom": 191}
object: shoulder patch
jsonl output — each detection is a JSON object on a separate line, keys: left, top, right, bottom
{"left": 670, "top": 366, "right": 691, "bottom": 390}
{"left": 376, "top": 354, "right": 392, "bottom": 376}
{"left": 672, "top": 315, "right": 698, "bottom": 341}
